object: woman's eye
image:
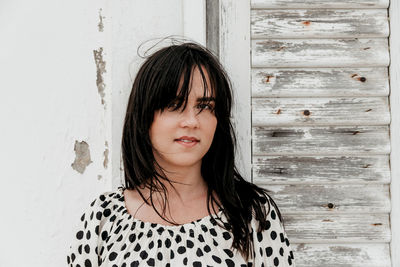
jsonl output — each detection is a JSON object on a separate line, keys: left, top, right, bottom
{"left": 197, "top": 103, "right": 214, "bottom": 110}
{"left": 167, "top": 102, "right": 178, "bottom": 109}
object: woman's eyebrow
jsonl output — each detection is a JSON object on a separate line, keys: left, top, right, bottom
{"left": 197, "top": 97, "right": 216, "bottom": 102}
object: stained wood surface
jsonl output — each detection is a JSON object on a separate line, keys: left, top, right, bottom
{"left": 251, "top": 0, "right": 389, "bottom": 9}
{"left": 252, "top": 68, "right": 389, "bottom": 97}
{"left": 252, "top": 97, "right": 390, "bottom": 126}
{"left": 262, "top": 184, "right": 390, "bottom": 213}
{"left": 252, "top": 38, "right": 389, "bottom": 68}
{"left": 291, "top": 243, "right": 391, "bottom": 267}
{"left": 251, "top": 9, "right": 389, "bottom": 38}
{"left": 249, "top": 1, "right": 392, "bottom": 265}
{"left": 253, "top": 155, "right": 390, "bottom": 184}
{"left": 282, "top": 213, "right": 390, "bottom": 242}
{"left": 252, "top": 126, "right": 390, "bottom": 155}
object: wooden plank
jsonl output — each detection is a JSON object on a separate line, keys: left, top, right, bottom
{"left": 252, "top": 38, "right": 389, "bottom": 68}
{"left": 251, "top": 9, "right": 389, "bottom": 39}
{"left": 389, "top": 0, "right": 400, "bottom": 266}
{"left": 252, "top": 126, "right": 390, "bottom": 155}
{"left": 251, "top": 0, "right": 389, "bottom": 9}
{"left": 253, "top": 155, "right": 390, "bottom": 184}
{"left": 252, "top": 67, "right": 389, "bottom": 97}
{"left": 258, "top": 184, "right": 390, "bottom": 213}
{"left": 219, "top": 0, "right": 252, "bottom": 180}
{"left": 252, "top": 97, "right": 390, "bottom": 126}
{"left": 292, "top": 243, "right": 391, "bottom": 267}
{"left": 282, "top": 213, "right": 391, "bottom": 242}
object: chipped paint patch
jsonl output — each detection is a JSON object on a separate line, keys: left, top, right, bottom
{"left": 93, "top": 47, "right": 106, "bottom": 105}
{"left": 71, "top": 140, "right": 92, "bottom": 174}
{"left": 98, "top": 8, "right": 105, "bottom": 32}
{"left": 103, "top": 141, "right": 109, "bottom": 169}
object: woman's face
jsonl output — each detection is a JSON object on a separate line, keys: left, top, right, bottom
{"left": 149, "top": 67, "right": 217, "bottom": 170}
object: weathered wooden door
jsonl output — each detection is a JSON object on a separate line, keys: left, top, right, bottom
{"left": 213, "top": 0, "right": 400, "bottom": 266}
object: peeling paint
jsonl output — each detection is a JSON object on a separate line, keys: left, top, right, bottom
{"left": 98, "top": 8, "right": 105, "bottom": 32}
{"left": 71, "top": 140, "right": 92, "bottom": 174}
{"left": 93, "top": 47, "right": 106, "bottom": 105}
{"left": 103, "top": 141, "right": 109, "bottom": 169}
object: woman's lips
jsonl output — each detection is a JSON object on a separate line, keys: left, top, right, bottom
{"left": 174, "top": 137, "right": 199, "bottom": 147}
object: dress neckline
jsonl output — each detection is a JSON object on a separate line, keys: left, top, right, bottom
{"left": 116, "top": 186, "right": 224, "bottom": 229}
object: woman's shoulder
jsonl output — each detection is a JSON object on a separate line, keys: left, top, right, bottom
{"left": 81, "top": 186, "right": 126, "bottom": 219}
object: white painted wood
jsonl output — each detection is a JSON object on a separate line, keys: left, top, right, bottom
{"left": 253, "top": 155, "right": 390, "bottom": 184}
{"left": 252, "top": 97, "right": 390, "bottom": 126}
{"left": 252, "top": 38, "right": 390, "bottom": 68}
{"left": 282, "top": 213, "right": 391, "bottom": 242}
{"left": 251, "top": 9, "right": 389, "bottom": 39}
{"left": 389, "top": 0, "right": 400, "bottom": 266}
{"left": 183, "top": 0, "right": 206, "bottom": 45}
{"left": 292, "top": 243, "right": 391, "bottom": 267}
{"left": 262, "top": 184, "right": 390, "bottom": 213}
{"left": 252, "top": 126, "right": 390, "bottom": 155}
{"left": 219, "top": 0, "right": 252, "bottom": 181}
{"left": 252, "top": 67, "right": 389, "bottom": 97}
{"left": 251, "top": 0, "right": 389, "bottom": 9}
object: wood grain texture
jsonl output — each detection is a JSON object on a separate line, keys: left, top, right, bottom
{"left": 251, "top": 9, "right": 389, "bottom": 38}
{"left": 251, "top": 0, "right": 389, "bottom": 9}
{"left": 253, "top": 155, "right": 390, "bottom": 184}
{"left": 389, "top": 0, "right": 400, "bottom": 265}
{"left": 259, "top": 184, "right": 390, "bottom": 213}
{"left": 252, "top": 97, "right": 390, "bottom": 126}
{"left": 291, "top": 243, "right": 391, "bottom": 267}
{"left": 219, "top": 0, "right": 252, "bottom": 180}
{"left": 282, "top": 213, "right": 390, "bottom": 242}
{"left": 252, "top": 67, "right": 389, "bottom": 97}
{"left": 252, "top": 126, "right": 390, "bottom": 155}
{"left": 252, "top": 38, "right": 389, "bottom": 67}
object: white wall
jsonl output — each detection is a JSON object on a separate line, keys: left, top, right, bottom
{"left": 0, "top": 0, "right": 205, "bottom": 265}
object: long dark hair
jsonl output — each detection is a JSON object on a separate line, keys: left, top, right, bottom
{"left": 121, "top": 41, "right": 281, "bottom": 261}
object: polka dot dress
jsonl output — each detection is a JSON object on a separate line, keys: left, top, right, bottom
{"left": 67, "top": 187, "right": 295, "bottom": 266}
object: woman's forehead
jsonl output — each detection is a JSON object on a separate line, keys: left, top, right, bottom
{"left": 177, "top": 66, "right": 214, "bottom": 97}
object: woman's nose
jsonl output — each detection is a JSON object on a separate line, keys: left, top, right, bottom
{"left": 180, "top": 107, "right": 199, "bottom": 128}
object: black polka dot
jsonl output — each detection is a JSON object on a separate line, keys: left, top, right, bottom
{"left": 109, "top": 252, "right": 117, "bottom": 261}
{"left": 139, "top": 250, "right": 148, "bottom": 260}
{"left": 196, "top": 248, "right": 203, "bottom": 257}
{"left": 270, "top": 231, "right": 277, "bottom": 240}
{"left": 266, "top": 220, "right": 271, "bottom": 230}
{"left": 178, "top": 246, "right": 186, "bottom": 254}
{"left": 76, "top": 231, "right": 84, "bottom": 240}
{"left": 212, "top": 255, "right": 221, "bottom": 263}
{"left": 271, "top": 210, "right": 276, "bottom": 220}
{"left": 187, "top": 240, "right": 194, "bottom": 248}
{"left": 223, "top": 249, "right": 234, "bottom": 258}
{"left": 146, "top": 258, "right": 155, "bottom": 266}
{"left": 274, "top": 257, "right": 279, "bottom": 266}
{"left": 266, "top": 247, "right": 273, "bottom": 257}
{"left": 257, "top": 232, "right": 263, "bottom": 242}
{"left": 225, "top": 259, "right": 234, "bottom": 267}
{"left": 84, "top": 259, "right": 92, "bottom": 267}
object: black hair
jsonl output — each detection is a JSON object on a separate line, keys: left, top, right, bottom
{"left": 121, "top": 40, "right": 281, "bottom": 261}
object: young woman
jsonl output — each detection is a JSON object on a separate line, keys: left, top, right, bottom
{"left": 68, "top": 42, "right": 295, "bottom": 266}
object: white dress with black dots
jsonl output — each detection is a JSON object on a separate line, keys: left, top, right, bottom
{"left": 67, "top": 187, "right": 295, "bottom": 267}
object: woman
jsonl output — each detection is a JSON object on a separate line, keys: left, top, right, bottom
{"left": 68, "top": 42, "right": 295, "bottom": 266}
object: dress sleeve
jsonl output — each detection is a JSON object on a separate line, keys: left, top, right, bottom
{"left": 67, "top": 195, "right": 104, "bottom": 267}
{"left": 252, "top": 194, "right": 296, "bottom": 267}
